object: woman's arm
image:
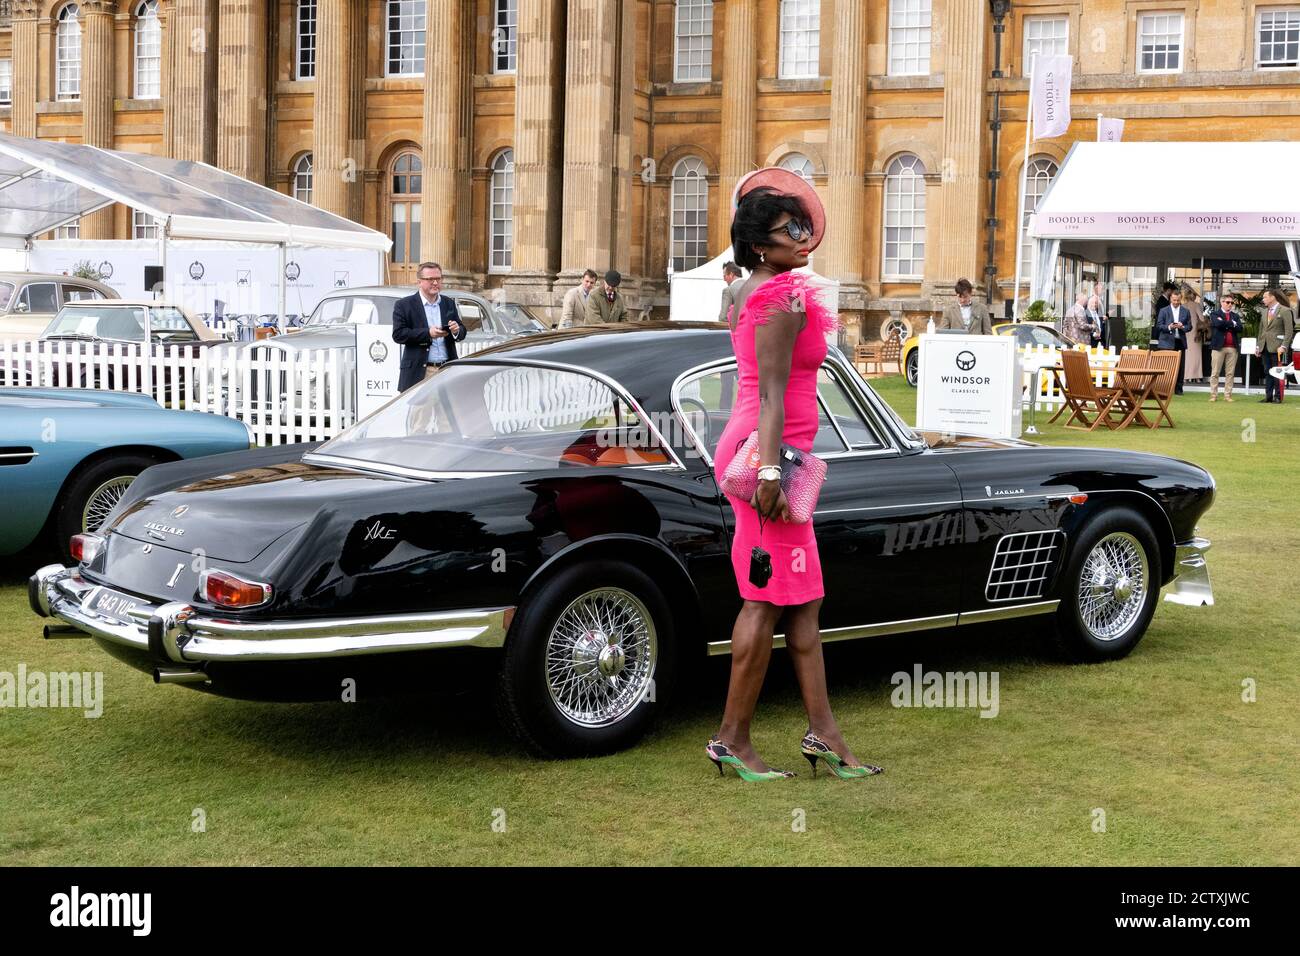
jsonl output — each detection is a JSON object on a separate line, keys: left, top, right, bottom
{"left": 752, "top": 308, "right": 803, "bottom": 522}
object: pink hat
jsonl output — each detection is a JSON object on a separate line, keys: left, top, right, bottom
{"left": 731, "top": 167, "right": 826, "bottom": 254}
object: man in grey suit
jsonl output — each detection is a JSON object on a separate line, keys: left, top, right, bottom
{"left": 1257, "top": 287, "right": 1295, "bottom": 403}
{"left": 1155, "top": 287, "right": 1191, "bottom": 395}
{"left": 718, "top": 262, "right": 742, "bottom": 324}
{"left": 937, "top": 278, "right": 992, "bottom": 333}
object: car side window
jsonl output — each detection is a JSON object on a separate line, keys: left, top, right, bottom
{"left": 61, "top": 284, "right": 103, "bottom": 303}
{"left": 456, "top": 300, "right": 490, "bottom": 335}
{"left": 149, "top": 308, "right": 199, "bottom": 341}
{"left": 1030, "top": 326, "right": 1061, "bottom": 347}
{"left": 816, "top": 367, "right": 883, "bottom": 451}
{"left": 20, "top": 283, "right": 59, "bottom": 313}
{"left": 674, "top": 365, "right": 739, "bottom": 459}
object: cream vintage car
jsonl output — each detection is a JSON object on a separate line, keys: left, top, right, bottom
{"left": 0, "top": 272, "right": 119, "bottom": 342}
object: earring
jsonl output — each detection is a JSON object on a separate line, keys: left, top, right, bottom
{"left": 760, "top": 250, "right": 766, "bottom": 264}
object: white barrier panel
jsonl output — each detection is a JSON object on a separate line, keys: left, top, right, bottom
{"left": 916, "top": 333, "right": 1023, "bottom": 439}
{"left": 0, "top": 338, "right": 357, "bottom": 446}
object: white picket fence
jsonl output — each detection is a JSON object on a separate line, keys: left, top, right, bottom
{"left": 1020, "top": 343, "right": 1146, "bottom": 411}
{"left": 0, "top": 339, "right": 357, "bottom": 445}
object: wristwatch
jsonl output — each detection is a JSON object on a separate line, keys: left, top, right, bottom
{"left": 757, "top": 465, "right": 782, "bottom": 482}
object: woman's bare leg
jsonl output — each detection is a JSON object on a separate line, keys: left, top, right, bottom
{"left": 715, "top": 600, "right": 784, "bottom": 771}
{"left": 784, "top": 598, "right": 865, "bottom": 766}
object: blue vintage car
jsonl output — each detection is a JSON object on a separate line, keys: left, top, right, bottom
{"left": 1, "top": 388, "right": 252, "bottom": 560}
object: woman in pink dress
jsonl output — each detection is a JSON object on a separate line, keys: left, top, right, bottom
{"left": 705, "top": 169, "right": 884, "bottom": 781}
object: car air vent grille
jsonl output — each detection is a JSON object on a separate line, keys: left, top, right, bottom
{"left": 985, "top": 530, "right": 1065, "bottom": 602}
{"left": 0, "top": 446, "right": 37, "bottom": 466}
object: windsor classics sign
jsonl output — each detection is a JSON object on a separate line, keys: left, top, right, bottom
{"left": 916, "top": 334, "right": 1024, "bottom": 440}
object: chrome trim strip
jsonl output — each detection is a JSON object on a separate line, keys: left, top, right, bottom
{"left": 33, "top": 565, "right": 515, "bottom": 664}
{"left": 707, "top": 612, "right": 958, "bottom": 656}
{"left": 814, "top": 499, "right": 965, "bottom": 515}
{"left": 0, "top": 451, "right": 37, "bottom": 460}
{"left": 302, "top": 454, "right": 515, "bottom": 480}
{"left": 1162, "top": 536, "right": 1213, "bottom": 607}
{"left": 705, "top": 599, "right": 1062, "bottom": 656}
{"left": 957, "top": 600, "right": 1061, "bottom": 624}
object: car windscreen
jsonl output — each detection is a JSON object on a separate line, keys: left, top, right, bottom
{"left": 149, "top": 307, "right": 199, "bottom": 341}
{"left": 305, "top": 296, "right": 397, "bottom": 327}
{"left": 43, "top": 305, "right": 148, "bottom": 341}
{"left": 0, "top": 283, "right": 14, "bottom": 310}
{"left": 314, "top": 362, "right": 672, "bottom": 473}
{"left": 493, "top": 303, "right": 546, "bottom": 334}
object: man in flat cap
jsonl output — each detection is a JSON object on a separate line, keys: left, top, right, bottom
{"left": 585, "top": 270, "right": 628, "bottom": 324}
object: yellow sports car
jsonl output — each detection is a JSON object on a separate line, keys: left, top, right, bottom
{"left": 902, "top": 321, "right": 1078, "bottom": 386}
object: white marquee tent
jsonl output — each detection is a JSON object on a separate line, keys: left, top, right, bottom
{"left": 0, "top": 131, "right": 390, "bottom": 319}
{"left": 1028, "top": 141, "right": 1300, "bottom": 303}
{"left": 669, "top": 249, "right": 840, "bottom": 324}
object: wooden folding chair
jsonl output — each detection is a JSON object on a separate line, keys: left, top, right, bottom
{"left": 881, "top": 330, "right": 903, "bottom": 375}
{"left": 1057, "top": 348, "right": 1129, "bottom": 431}
{"left": 1141, "top": 350, "right": 1180, "bottom": 428}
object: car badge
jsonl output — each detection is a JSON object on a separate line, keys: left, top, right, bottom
{"left": 172, "top": 505, "right": 189, "bottom": 518}
{"left": 142, "top": 544, "right": 153, "bottom": 554}
{"left": 144, "top": 522, "right": 185, "bottom": 538}
{"left": 364, "top": 520, "right": 397, "bottom": 542}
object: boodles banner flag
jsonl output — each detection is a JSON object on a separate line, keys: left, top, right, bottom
{"left": 1032, "top": 55, "right": 1074, "bottom": 139}
{"left": 1097, "top": 115, "right": 1125, "bottom": 142}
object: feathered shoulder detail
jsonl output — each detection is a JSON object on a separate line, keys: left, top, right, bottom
{"left": 742, "top": 271, "right": 837, "bottom": 334}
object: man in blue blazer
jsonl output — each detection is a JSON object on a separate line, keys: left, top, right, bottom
{"left": 1155, "top": 287, "right": 1191, "bottom": 395}
{"left": 392, "top": 261, "right": 467, "bottom": 392}
{"left": 1207, "top": 291, "right": 1244, "bottom": 402}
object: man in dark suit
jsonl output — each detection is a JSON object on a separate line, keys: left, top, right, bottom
{"left": 392, "top": 261, "right": 467, "bottom": 392}
{"left": 1155, "top": 287, "right": 1191, "bottom": 395}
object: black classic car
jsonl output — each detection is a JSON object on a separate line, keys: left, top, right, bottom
{"left": 30, "top": 323, "right": 1215, "bottom": 756}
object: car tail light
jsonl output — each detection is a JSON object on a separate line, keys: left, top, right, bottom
{"left": 200, "top": 569, "right": 272, "bottom": 609}
{"left": 1069, "top": 493, "right": 1089, "bottom": 505}
{"left": 70, "top": 533, "right": 104, "bottom": 565}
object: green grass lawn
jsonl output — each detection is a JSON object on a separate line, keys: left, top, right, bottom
{"left": 1, "top": 377, "right": 1296, "bottom": 865}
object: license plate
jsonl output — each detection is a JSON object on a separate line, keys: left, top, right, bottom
{"left": 84, "top": 586, "right": 149, "bottom": 626}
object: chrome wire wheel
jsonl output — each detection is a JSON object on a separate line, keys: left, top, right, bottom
{"left": 82, "top": 475, "right": 135, "bottom": 532}
{"left": 1077, "top": 531, "right": 1149, "bottom": 641}
{"left": 545, "top": 587, "right": 657, "bottom": 728}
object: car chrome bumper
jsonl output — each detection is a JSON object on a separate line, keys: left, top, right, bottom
{"left": 30, "top": 564, "right": 513, "bottom": 665}
{"left": 1162, "top": 537, "right": 1213, "bottom": 607}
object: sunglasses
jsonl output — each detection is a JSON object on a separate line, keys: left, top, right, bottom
{"left": 769, "top": 219, "right": 814, "bottom": 242}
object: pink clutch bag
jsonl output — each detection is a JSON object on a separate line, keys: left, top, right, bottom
{"left": 719, "top": 431, "right": 827, "bottom": 524}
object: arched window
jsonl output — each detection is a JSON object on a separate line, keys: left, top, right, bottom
{"left": 882, "top": 154, "right": 927, "bottom": 279}
{"left": 292, "top": 154, "right": 313, "bottom": 205}
{"left": 489, "top": 149, "right": 514, "bottom": 273}
{"left": 385, "top": 0, "right": 427, "bottom": 77}
{"left": 387, "top": 149, "right": 422, "bottom": 278}
{"left": 670, "top": 156, "right": 708, "bottom": 272}
{"left": 778, "top": 152, "right": 814, "bottom": 184}
{"left": 1019, "top": 156, "right": 1059, "bottom": 280}
{"left": 134, "top": 1, "right": 161, "bottom": 99}
{"left": 674, "top": 0, "right": 713, "bottom": 82}
{"left": 56, "top": 4, "right": 82, "bottom": 102}
{"left": 296, "top": 0, "right": 318, "bottom": 80}
{"left": 492, "top": 0, "right": 517, "bottom": 74}
{"left": 778, "top": 0, "right": 820, "bottom": 79}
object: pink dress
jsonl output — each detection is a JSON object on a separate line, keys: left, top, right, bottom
{"left": 713, "top": 271, "right": 836, "bottom": 606}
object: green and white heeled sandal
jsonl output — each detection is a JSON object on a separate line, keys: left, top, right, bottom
{"left": 800, "top": 732, "right": 884, "bottom": 779}
{"left": 706, "top": 736, "right": 796, "bottom": 781}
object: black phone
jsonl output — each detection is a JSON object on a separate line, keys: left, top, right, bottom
{"left": 749, "top": 546, "right": 772, "bottom": 588}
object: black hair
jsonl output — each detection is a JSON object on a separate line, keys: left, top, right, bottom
{"left": 731, "top": 186, "right": 809, "bottom": 271}
{"left": 1162, "top": 280, "right": 1178, "bottom": 291}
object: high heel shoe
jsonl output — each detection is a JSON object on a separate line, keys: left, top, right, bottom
{"left": 800, "top": 731, "right": 883, "bottom": 779}
{"left": 705, "top": 736, "right": 796, "bottom": 781}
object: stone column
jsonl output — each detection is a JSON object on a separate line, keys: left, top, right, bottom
{"left": 927, "top": 0, "right": 990, "bottom": 301}
{"left": 312, "top": 0, "right": 354, "bottom": 217}
{"left": 719, "top": 0, "right": 757, "bottom": 243}
{"left": 502, "top": 0, "right": 566, "bottom": 317}
{"left": 421, "top": 0, "right": 472, "bottom": 282}
{"left": 822, "top": 0, "right": 868, "bottom": 311}
{"left": 78, "top": 1, "right": 116, "bottom": 239}
{"left": 216, "top": 0, "right": 268, "bottom": 183}
{"left": 559, "top": 0, "right": 618, "bottom": 279}
{"left": 9, "top": 1, "right": 40, "bottom": 138}
{"left": 166, "top": 0, "right": 218, "bottom": 164}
